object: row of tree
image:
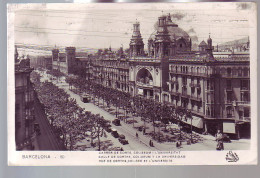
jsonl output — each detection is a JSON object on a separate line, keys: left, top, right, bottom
{"left": 65, "top": 75, "right": 193, "bottom": 142}
{"left": 31, "top": 71, "right": 110, "bottom": 150}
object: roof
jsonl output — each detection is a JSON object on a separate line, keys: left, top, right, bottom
{"left": 149, "top": 25, "right": 190, "bottom": 42}
{"left": 199, "top": 40, "right": 207, "bottom": 47}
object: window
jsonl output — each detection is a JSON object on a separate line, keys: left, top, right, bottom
{"left": 227, "top": 68, "right": 232, "bottom": 76}
{"left": 207, "top": 80, "right": 210, "bottom": 90}
{"left": 244, "top": 108, "right": 250, "bottom": 117}
{"left": 241, "top": 80, "right": 249, "bottom": 90}
{"left": 180, "top": 44, "right": 182, "bottom": 48}
{"left": 243, "top": 68, "right": 248, "bottom": 77}
{"left": 227, "top": 91, "right": 233, "bottom": 103}
{"left": 191, "top": 101, "right": 195, "bottom": 110}
{"left": 197, "top": 88, "right": 201, "bottom": 96}
{"left": 227, "top": 80, "right": 232, "bottom": 90}
{"left": 182, "top": 76, "right": 187, "bottom": 85}
{"left": 226, "top": 106, "right": 232, "bottom": 118}
{"left": 241, "top": 92, "right": 250, "bottom": 102}
{"left": 239, "top": 111, "right": 243, "bottom": 120}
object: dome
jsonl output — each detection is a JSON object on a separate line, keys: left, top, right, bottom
{"left": 149, "top": 24, "right": 190, "bottom": 42}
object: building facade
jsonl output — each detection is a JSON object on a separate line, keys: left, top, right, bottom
{"left": 51, "top": 14, "right": 250, "bottom": 138}
{"left": 15, "top": 46, "right": 35, "bottom": 150}
{"left": 52, "top": 47, "right": 88, "bottom": 77}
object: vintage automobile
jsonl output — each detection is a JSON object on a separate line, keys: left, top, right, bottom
{"left": 119, "top": 138, "right": 129, "bottom": 145}
{"left": 119, "top": 134, "right": 126, "bottom": 139}
{"left": 112, "top": 118, "right": 121, "bottom": 126}
{"left": 81, "top": 94, "right": 91, "bottom": 103}
{"left": 111, "top": 129, "right": 119, "bottom": 138}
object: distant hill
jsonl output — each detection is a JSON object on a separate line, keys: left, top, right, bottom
{"left": 15, "top": 44, "right": 98, "bottom": 55}
{"left": 218, "top": 37, "right": 249, "bottom": 50}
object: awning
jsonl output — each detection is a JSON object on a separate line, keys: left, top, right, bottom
{"left": 181, "top": 116, "right": 203, "bottom": 129}
{"left": 223, "top": 122, "right": 236, "bottom": 134}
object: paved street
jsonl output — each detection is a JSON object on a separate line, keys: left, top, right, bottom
{"left": 37, "top": 69, "right": 250, "bottom": 151}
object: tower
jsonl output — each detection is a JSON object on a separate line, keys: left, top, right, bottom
{"left": 15, "top": 45, "right": 19, "bottom": 63}
{"left": 129, "top": 22, "right": 144, "bottom": 57}
{"left": 65, "top": 47, "right": 76, "bottom": 74}
{"left": 206, "top": 34, "right": 214, "bottom": 59}
{"left": 154, "top": 15, "right": 171, "bottom": 58}
{"left": 52, "top": 48, "right": 59, "bottom": 61}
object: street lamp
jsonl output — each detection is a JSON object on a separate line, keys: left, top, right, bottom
{"left": 186, "top": 110, "right": 193, "bottom": 144}
{"left": 178, "top": 111, "right": 183, "bottom": 141}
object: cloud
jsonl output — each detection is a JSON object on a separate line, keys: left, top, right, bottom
{"left": 171, "top": 12, "right": 186, "bottom": 21}
{"left": 190, "top": 35, "right": 198, "bottom": 42}
{"left": 187, "top": 28, "right": 195, "bottom": 34}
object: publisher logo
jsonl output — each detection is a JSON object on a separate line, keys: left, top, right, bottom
{"left": 225, "top": 151, "right": 239, "bottom": 162}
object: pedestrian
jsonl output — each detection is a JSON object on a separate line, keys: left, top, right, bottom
{"left": 151, "top": 141, "right": 154, "bottom": 147}
{"left": 215, "top": 129, "right": 224, "bottom": 150}
{"left": 149, "top": 139, "right": 152, "bottom": 147}
{"left": 136, "top": 132, "right": 138, "bottom": 138}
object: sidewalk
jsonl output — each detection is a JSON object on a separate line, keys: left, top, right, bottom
{"left": 38, "top": 70, "right": 251, "bottom": 151}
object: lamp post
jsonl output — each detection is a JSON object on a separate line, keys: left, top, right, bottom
{"left": 186, "top": 110, "right": 193, "bottom": 144}
{"left": 178, "top": 111, "right": 183, "bottom": 141}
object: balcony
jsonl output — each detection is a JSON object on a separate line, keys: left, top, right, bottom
{"left": 136, "top": 82, "right": 153, "bottom": 88}
{"left": 181, "top": 92, "right": 190, "bottom": 98}
{"left": 169, "top": 90, "right": 180, "bottom": 96}
{"left": 169, "top": 70, "right": 211, "bottom": 78}
{"left": 241, "top": 87, "right": 249, "bottom": 91}
{"left": 236, "top": 101, "right": 250, "bottom": 106}
{"left": 242, "top": 117, "right": 250, "bottom": 122}
{"left": 190, "top": 95, "right": 202, "bottom": 102}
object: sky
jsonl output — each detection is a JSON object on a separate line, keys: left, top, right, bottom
{"left": 11, "top": 2, "right": 255, "bottom": 56}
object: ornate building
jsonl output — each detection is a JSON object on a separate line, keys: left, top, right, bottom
{"left": 15, "top": 46, "right": 35, "bottom": 150}
{"left": 51, "top": 14, "right": 250, "bottom": 138}
{"left": 52, "top": 47, "right": 88, "bottom": 77}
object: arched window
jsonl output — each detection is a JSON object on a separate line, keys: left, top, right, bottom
{"left": 226, "top": 106, "right": 232, "bottom": 118}
{"left": 227, "top": 67, "right": 232, "bottom": 76}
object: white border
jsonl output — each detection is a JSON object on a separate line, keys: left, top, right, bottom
{"left": 7, "top": 2, "right": 257, "bottom": 166}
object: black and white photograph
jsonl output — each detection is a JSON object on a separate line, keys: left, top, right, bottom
{"left": 8, "top": 2, "right": 257, "bottom": 165}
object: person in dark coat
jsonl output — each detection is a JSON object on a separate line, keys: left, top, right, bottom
{"left": 215, "top": 129, "right": 224, "bottom": 150}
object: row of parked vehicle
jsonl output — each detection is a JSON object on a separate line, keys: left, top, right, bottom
{"left": 103, "top": 119, "right": 129, "bottom": 145}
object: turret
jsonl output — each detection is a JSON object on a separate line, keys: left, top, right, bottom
{"left": 206, "top": 34, "right": 214, "bottom": 59}
{"left": 207, "top": 34, "right": 212, "bottom": 49}
{"left": 129, "top": 22, "right": 144, "bottom": 57}
{"left": 154, "top": 15, "right": 171, "bottom": 58}
{"left": 15, "top": 46, "right": 19, "bottom": 63}
{"left": 65, "top": 47, "right": 76, "bottom": 74}
{"left": 52, "top": 48, "right": 59, "bottom": 61}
